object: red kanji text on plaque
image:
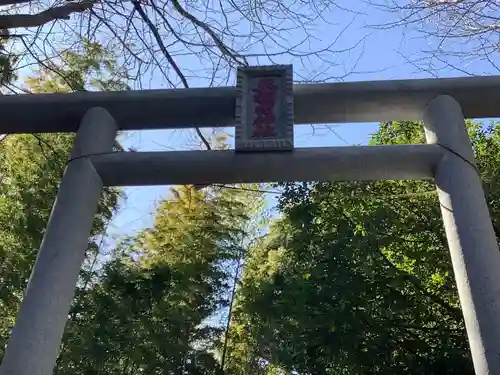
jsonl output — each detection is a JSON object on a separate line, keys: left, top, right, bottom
{"left": 251, "top": 77, "right": 278, "bottom": 138}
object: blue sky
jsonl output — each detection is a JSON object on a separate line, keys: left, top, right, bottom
{"left": 104, "top": 0, "right": 498, "bottom": 241}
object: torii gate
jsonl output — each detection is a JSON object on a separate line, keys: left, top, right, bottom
{"left": 0, "top": 67, "right": 500, "bottom": 375}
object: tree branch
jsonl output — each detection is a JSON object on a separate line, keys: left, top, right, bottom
{"left": 221, "top": 258, "right": 244, "bottom": 372}
{"left": 0, "top": 0, "right": 30, "bottom": 5}
{"left": 0, "top": 0, "right": 96, "bottom": 29}
{"left": 170, "top": 0, "right": 247, "bottom": 66}
{"left": 131, "top": 0, "right": 211, "bottom": 190}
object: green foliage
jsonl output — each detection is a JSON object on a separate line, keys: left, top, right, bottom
{"left": 226, "top": 120, "right": 500, "bottom": 375}
{"left": 0, "top": 30, "right": 17, "bottom": 87}
{"left": 0, "top": 133, "right": 71, "bottom": 348}
{"left": 25, "top": 39, "right": 130, "bottom": 93}
{"left": 0, "top": 134, "right": 120, "bottom": 355}
{"left": 55, "top": 186, "right": 261, "bottom": 375}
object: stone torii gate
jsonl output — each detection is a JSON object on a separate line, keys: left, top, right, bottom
{"left": 0, "top": 68, "right": 500, "bottom": 375}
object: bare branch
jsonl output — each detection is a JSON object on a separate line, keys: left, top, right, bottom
{"left": 0, "top": 0, "right": 95, "bottom": 29}
{"left": 369, "top": 0, "right": 500, "bottom": 74}
{"left": 169, "top": 0, "right": 247, "bottom": 66}
{"left": 0, "top": 0, "right": 30, "bottom": 5}
{"left": 131, "top": 0, "right": 212, "bottom": 153}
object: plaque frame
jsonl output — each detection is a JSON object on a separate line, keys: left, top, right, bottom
{"left": 235, "top": 64, "right": 294, "bottom": 152}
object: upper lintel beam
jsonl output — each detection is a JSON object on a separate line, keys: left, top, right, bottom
{"left": 1, "top": 75, "right": 499, "bottom": 134}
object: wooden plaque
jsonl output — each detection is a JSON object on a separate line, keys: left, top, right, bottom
{"left": 235, "top": 65, "right": 294, "bottom": 152}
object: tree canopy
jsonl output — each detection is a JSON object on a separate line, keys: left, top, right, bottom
{"left": 223, "top": 120, "right": 500, "bottom": 375}
{"left": 55, "top": 185, "right": 263, "bottom": 375}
